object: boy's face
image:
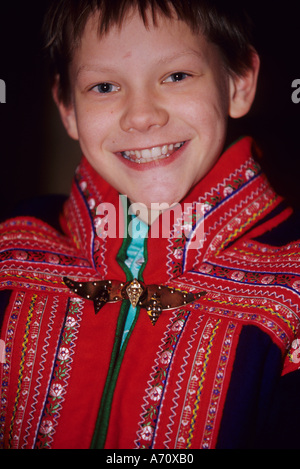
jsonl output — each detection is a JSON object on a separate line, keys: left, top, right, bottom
{"left": 57, "top": 9, "right": 258, "bottom": 209}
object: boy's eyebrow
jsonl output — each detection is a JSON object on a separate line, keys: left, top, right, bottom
{"left": 76, "top": 50, "right": 204, "bottom": 79}
{"left": 76, "top": 64, "right": 117, "bottom": 79}
{"left": 156, "top": 49, "right": 204, "bottom": 65}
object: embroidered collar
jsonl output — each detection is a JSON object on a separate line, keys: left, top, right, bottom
{"left": 61, "top": 136, "right": 282, "bottom": 286}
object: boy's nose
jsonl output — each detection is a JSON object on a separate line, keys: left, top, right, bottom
{"left": 120, "top": 91, "right": 169, "bottom": 133}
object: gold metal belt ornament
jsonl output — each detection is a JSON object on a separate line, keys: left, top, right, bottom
{"left": 64, "top": 277, "right": 206, "bottom": 325}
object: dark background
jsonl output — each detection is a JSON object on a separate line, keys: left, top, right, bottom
{"left": 0, "top": 1, "right": 81, "bottom": 221}
{"left": 0, "top": 1, "right": 300, "bottom": 221}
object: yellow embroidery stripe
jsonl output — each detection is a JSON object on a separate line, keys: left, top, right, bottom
{"left": 215, "top": 196, "right": 277, "bottom": 256}
{"left": 8, "top": 294, "right": 37, "bottom": 448}
{"left": 232, "top": 247, "right": 300, "bottom": 260}
{"left": 65, "top": 216, "right": 81, "bottom": 250}
{"left": 186, "top": 319, "right": 221, "bottom": 449}
{"left": 205, "top": 296, "right": 295, "bottom": 334}
{"left": 0, "top": 271, "right": 62, "bottom": 286}
{"left": 0, "top": 228, "right": 58, "bottom": 242}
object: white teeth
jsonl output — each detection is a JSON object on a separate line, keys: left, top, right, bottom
{"left": 141, "top": 148, "right": 152, "bottom": 159}
{"left": 122, "top": 142, "right": 184, "bottom": 163}
{"left": 162, "top": 145, "right": 168, "bottom": 155}
{"left": 151, "top": 147, "right": 161, "bottom": 158}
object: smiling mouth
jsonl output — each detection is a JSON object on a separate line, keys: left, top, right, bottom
{"left": 120, "top": 141, "right": 185, "bottom": 163}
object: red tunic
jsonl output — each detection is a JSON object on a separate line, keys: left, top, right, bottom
{"left": 1, "top": 136, "right": 300, "bottom": 449}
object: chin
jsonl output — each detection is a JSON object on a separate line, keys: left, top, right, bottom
{"left": 130, "top": 187, "right": 184, "bottom": 209}
{"left": 131, "top": 196, "right": 180, "bottom": 210}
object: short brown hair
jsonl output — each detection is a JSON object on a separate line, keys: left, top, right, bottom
{"left": 43, "top": 0, "right": 254, "bottom": 105}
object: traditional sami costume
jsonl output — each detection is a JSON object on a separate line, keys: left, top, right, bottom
{"left": 1, "top": 136, "right": 300, "bottom": 449}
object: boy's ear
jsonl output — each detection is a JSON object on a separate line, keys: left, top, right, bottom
{"left": 228, "top": 50, "right": 260, "bottom": 119}
{"left": 52, "top": 77, "right": 79, "bottom": 140}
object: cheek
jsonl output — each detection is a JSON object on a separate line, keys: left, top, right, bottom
{"left": 75, "top": 107, "right": 109, "bottom": 153}
{"left": 178, "top": 83, "right": 229, "bottom": 134}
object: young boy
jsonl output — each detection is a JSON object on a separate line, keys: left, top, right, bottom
{"left": 0, "top": 0, "right": 300, "bottom": 450}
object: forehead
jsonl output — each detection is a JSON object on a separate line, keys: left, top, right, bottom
{"left": 72, "top": 9, "right": 221, "bottom": 77}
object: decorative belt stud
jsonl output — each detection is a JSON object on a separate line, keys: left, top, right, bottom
{"left": 64, "top": 277, "right": 206, "bottom": 325}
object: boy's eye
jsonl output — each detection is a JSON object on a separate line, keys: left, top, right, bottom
{"left": 93, "top": 83, "right": 119, "bottom": 93}
{"left": 164, "top": 72, "right": 190, "bottom": 83}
